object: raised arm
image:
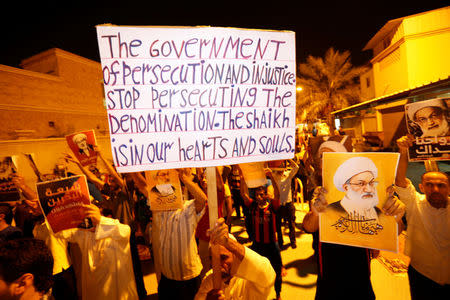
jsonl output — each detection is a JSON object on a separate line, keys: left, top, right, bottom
{"left": 64, "top": 153, "right": 105, "bottom": 190}
{"left": 238, "top": 165, "right": 252, "bottom": 206}
{"left": 302, "top": 187, "right": 328, "bottom": 233}
{"left": 209, "top": 218, "right": 245, "bottom": 260}
{"left": 178, "top": 168, "right": 207, "bottom": 214}
{"left": 127, "top": 172, "right": 148, "bottom": 198}
{"left": 11, "top": 174, "right": 37, "bottom": 200}
{"left": 395, "top": 135, "right": 414, "bottom": 188}
{"left": 95, "top": 146, "right": 125, "bottom": 189}
{"left": 265, "top": 168, "right": 280, "bottom": 209}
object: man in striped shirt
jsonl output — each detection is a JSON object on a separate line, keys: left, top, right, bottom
{"left": 130, "top": 169, "right": 207, "bottom": 300}
{"left": 240, "top": 167, "right": 283, "bottom": 300}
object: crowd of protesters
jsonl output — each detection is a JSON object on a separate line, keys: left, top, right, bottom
{"left": 0, "top": 126, "right": 449, "bottom": 300}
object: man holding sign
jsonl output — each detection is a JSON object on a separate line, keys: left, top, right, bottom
{"left": 195, "top": 218, "right": 275, "bottom": 300}
{"left": 131, "top": 169, "right": 207, "bottom": 300}
{"left": 303, "top": 157, "right": 405, "bottom": 300}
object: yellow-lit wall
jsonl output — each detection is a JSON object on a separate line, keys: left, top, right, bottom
{"left": 0, "top": 49, "right": 108, "bottom": 140}
{"left": 372, "top": 44, "right": 409, "bottom": 97}
{"left": 0, "top": 48, "right": 111, "bottom": 190}
{"left": 360, "top": 68, "right": 376, "bottom": 101}
{"left": 370, "top": 7, "right": 450, "bottom": 98}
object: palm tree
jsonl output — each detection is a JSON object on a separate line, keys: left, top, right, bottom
{"left": 297, "top": 47, "right": 368, "bottom": 133}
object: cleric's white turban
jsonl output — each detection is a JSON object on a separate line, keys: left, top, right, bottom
{"left": 333, "top": 156, "right": 378, "bottom": 192}
{"left": 407, "top": 98, "right": 447, "bottom": 121}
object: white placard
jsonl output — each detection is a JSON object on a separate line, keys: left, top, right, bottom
{"left": 96, "top": 25, "right": 296, "bottom": 172}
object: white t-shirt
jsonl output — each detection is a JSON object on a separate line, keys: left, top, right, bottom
{"left": 57, "top": 216, "right": 138, "bottom": 300}
{"left": 195, "top": 247, "right": 275, "bottom": 300}
{"left": 395, "top": 179, "right": 450, "bottom": 285}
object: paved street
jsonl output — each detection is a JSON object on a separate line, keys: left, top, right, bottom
{"left": 142, "top": 203, "right": 411, "bottom": 300}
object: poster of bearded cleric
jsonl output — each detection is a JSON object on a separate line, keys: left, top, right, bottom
{"left": 145, "top": 169, "right": 183, "bottom": 211}
{"left": 0, "top": 156, "right": 20, "bottom": 202}
{"left": 320, "top": 152, "right": 400, "bottom": 252}
{"left": 405, "top": 98, "right": 450, "bottom": 161}
{"left": 36, "top": 175, "right": 91, "bottom": 234}
{"left": 65, "top": 130, "right": 98, "bottom": 167}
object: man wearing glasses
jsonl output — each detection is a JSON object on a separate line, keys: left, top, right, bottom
{"left": 328, "top": 156, "right": 381, "bottom": 222}
{"left": 407, "top": 98, "right": 450, "bottom": 138}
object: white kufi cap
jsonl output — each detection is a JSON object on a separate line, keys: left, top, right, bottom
{"left": 333, "top": 156, "right": 378, "bottom": 192}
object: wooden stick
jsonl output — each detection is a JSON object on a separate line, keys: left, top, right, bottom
{"left": 206, "top": 166, "right": 222, "bottom": 290}
{"left": 424, "top": 160, "right": 439, "bottom": 172}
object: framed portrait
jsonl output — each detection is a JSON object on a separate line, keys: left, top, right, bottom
{"left": 320, "top": 152, "right": 400, "bottom": 252}
{"left": 66, "top": 130, "right": 98, "bottom": 167}
{"left": 405, "top": 98, "right": 450, "bottom": 161}
{"left": 145, "top": 169, "right": 183, "bottom": 211}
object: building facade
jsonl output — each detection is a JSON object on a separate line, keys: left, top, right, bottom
{"left": 335, "top": 6, "right": 450, "bottom": 150}
{"left": 0, "top": 48, "right": 112, "bottom": 185}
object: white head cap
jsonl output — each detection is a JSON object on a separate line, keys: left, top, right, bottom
{"left": 407, "top": 98, "right": 447, "bottom": 121}
{"left": 72, "top": 133, "right": 87, "bottom": 144}
{"left": 333, "top": 156, "right": 378, "bottom": 192}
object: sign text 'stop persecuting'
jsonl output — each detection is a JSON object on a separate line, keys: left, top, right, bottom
{"left": 96, "top": 25, "right": 296, "bottom": 172}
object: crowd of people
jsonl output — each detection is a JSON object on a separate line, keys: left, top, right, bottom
{"left": 0, "top": 129, "right": 449, "bottom": 300}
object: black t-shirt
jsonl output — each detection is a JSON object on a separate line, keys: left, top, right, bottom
{"left": 314, "top": 232, "right": 375, "bottom": 300}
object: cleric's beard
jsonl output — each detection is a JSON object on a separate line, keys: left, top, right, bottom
{"left": 421, "top": 118, "right": 449, "bottom": 137}
{"left": 342, "top": 188, "right": 379, "bottom": 220}
{"left": 155, "top": 183, "right": 174, "bottom": 196}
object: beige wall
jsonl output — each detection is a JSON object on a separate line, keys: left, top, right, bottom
{"left": 0, "top": 49, "right": 108, "bottom": 140}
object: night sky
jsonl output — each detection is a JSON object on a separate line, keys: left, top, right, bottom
{"left": 1, "top": 1, "right": 446, "bottom": 68}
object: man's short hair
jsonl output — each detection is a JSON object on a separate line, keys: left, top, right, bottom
{"left": 421, "top": 171, "right": 450, "bottom": 184}
{"left": 0, "top": 238, "right": 54, "bottom": 294}
{"left": 0, "top": 203, "right": 13, "bottom": 225}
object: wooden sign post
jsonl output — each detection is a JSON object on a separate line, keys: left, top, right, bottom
{"left": 206, "top": 166, "right": 222, "bottom": 289}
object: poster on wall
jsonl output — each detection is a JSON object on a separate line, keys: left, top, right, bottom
{"left": 319, "top": 152, "right": 400, "bottom": 252}
{"left": 96, "top": 25, "right": 296, "bottom": 172}
{"left": 0, "top": 156, "right": 20, "bottom": 202}
{"left": 405, "top": 97, "right": 450, "bottom": 161}
{"left": 65, "top": 130, "right": 98, "bottom": 167}
{"left": 145, "top": 169, "right": 183, "bottom": 211}
{"left": 36, "top": 175, "right": 91, "bottom": 234}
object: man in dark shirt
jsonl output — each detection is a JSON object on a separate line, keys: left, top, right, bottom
{"left": 240, "top": 167, "right": 283, "bottom": 300}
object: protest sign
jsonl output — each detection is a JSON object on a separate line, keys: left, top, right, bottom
{"left": 239, "top": 162, "right": 267, "bottom": 188}
{"left": 405, "top": 98, "right": 450, "bottom": 161}
{"left": 320, "top": 152, "right": 400, "bottom": 252}
{"left": 145, "top": 169, "right": 183, "bottom": 211}
{"left": 96, "top": 25, "right": 296, "bottom": 172}
{"left": 0, "top": 156, "right": 20, "bottom": 202}
{"left": 36, "top": 175, "right": 91, "bottom": 234}
{"left": 66, "top": 130, "right": 98, "bottom": 167}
